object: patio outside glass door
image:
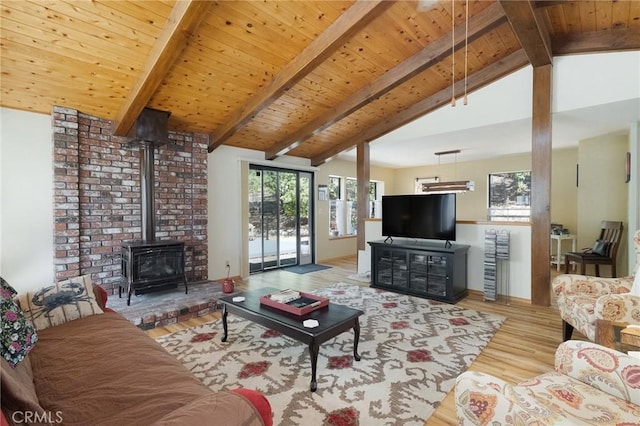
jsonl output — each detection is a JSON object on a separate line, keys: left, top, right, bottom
{"left": 248, "top": 166, "right": 313, "bottom": 273}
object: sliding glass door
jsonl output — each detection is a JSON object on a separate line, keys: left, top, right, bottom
{"left": 298, "top": 171, "right": 312, "bottom": 266}
{"left": 248, "top": 165, "right": 313, "bottom": 273}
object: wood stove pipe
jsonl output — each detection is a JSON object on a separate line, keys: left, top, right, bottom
{"left": 140, "top": 140, "right": 156, "bottom": 242}
{"left": 129, "top": 107, "right": 171, "bottom": 242}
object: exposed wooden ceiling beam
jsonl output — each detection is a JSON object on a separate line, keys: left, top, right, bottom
{"left": 552, "top": 27, "right": 640, "bottom": 55}
{"left": 265, "top": 2, "right": 507, "bottom": 160}
{"left": 533, "top": 0, "right": 570, "bottom": 8}
{"left": 499, "top": 0, "right": 552, "bottom": 67}
{"left": 311, "top": 49, "right": 530, "bottom": 166}
{"left": 112, "top": 0, "right": 211, "bottom": 136}
{"left": 206, "top": 0, "right": 393, "bottom": 153}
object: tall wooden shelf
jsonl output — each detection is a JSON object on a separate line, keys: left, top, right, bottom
{"left": 368, "top": 239, "right": 470, "bottom": 304}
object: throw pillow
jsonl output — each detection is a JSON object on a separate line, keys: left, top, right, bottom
{"left": 591, "top": 239, "right": 609, "bottom": 256}
{"left": 0, "top": 278, "right": 38, "bottom": 367}
{"left": 92, "top": 283, "right": 107, "bottom": 310}
{"left": 90, "top": 283, "right": 116, "bottom": 313}
{"left": 17, "top": 275, "right": 104, "bottom": 331}
{"left": 230, "top": 388, "right": 273, "bottom": 426}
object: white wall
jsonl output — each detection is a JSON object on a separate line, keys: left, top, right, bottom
{"left": 577, "top": 132, "right": 629, "bottom": 275}
{"left": 0, "top": 108, "right": 54, "bottom": 292}
{"left": 456, "top": 223, "right": 531, "bottom": 300}
{"left": 207, "top": 145, "right": 314, "bottom": 280}
{"left": 358, "top": 219, "right": 383, "bottom": 275}
{"left": 554, "top": 52, "right": 640, "bottom": 112}
{"left": 208, "top": 146, "right": 264, "bottom": 281}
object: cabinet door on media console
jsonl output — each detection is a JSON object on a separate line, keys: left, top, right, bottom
{"left": 409, "top": 253, "right": 448, "bottom": 297}
{"left": 375, "top": 248, "right": 409, "bottom": 289}
{"left": 408, "top": 252, "right": 428, "bottom": 293}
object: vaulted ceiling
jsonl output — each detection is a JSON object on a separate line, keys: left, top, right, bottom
{"left": 1, "top": 0, "right": 639, "bottom": 166}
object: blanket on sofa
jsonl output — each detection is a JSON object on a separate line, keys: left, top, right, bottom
{"left": 13, "top": 313, "right": 262, "bottom": 425}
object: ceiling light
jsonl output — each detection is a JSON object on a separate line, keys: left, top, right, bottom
{"left": 421, "top": 149, "right": 474, "bottom": 194}
{"left": 420, "top": 180, "right": 475, "bottom": 193}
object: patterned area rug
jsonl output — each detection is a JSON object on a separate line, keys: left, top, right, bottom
{"left": 347, "top": 272, "right": 371, "bottom": 283}
{"left": 156, "top": 283, "right": 504, "bottom": 425}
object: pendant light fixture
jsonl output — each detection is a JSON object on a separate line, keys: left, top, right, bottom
{"left": 420, "top": 150, "right": 475, "bottom": 193}
{"left": 451, "top": 0, "right": 470, "bottom": 107}
{"left": 450, "top": 0, "right": 456, "bottom": 107}
{"left": 463, "top": 0, "right": 469, "bottom": 105}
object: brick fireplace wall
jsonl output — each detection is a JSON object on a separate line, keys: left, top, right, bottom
{"left": 52, "top": 106, "right": 208, "bottom": 294}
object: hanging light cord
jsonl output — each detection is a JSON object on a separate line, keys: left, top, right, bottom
{"left": 451, "top": 0, "right": 456, "bottom": 107}
{"left": 454, "top": 152, "right": 458, "bottom": 179}
{"left": 463, "top": 0, "right": 469, "bottom": 105}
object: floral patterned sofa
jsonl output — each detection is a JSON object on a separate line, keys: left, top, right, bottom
{"left": 552, "top": 229, "right": 640, "bottom": 342}
{"left": 455, "top": 340, "right": 640, "bottom": 425}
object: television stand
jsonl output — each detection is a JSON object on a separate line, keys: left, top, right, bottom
{"left": 368, "top": 239, "right": 469, "bottom": 303}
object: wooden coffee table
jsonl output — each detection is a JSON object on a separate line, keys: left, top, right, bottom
{"left": 596, "top": 320, "right": 640, "bottom": 352}
{"left": 218, "top": 288, "right": 363, "bottom": 392}
{"left": 621, "top": 325, "right": 640, "bottom": 348}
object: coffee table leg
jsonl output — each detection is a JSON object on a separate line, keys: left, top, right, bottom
{"left": 309, "top": 339, "right": 319, "bottom": 392}
{"left": 221, "top": 304, "right": 228, "bottom": 342}
{"left": 353, "top": 318, "right": 361, "bottom": 361}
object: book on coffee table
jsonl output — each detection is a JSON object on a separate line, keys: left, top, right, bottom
{"left": 268, "top": 289, "right": 301, "bottom": 304}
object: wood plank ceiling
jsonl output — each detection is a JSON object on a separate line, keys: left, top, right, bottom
{"left": 2, "top": 1, "right": 639, "bottom": 166}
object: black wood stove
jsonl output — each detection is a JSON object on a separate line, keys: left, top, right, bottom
{"left": 120, "top": 240, "right": 186, "bottom": 304}
{"left": 120, "top": 108, "right": 187, "bottom": 305}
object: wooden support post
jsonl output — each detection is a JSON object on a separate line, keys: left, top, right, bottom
{"left": 357, "top": 142, "right": 370, "bottom": 251}
{"left": 531, "top": 64, "right": 552, "bottom": 306}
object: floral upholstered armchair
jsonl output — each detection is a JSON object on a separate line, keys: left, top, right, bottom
{"left": 552, "top": 229, "right": 640, "bottom": 342}
{"left": 455, "top": 340, "right": 640, "bottom": 425}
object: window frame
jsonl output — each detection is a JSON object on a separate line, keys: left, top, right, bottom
{"left": 487, "top": 170, "right": 532, "bottom": 222}
{"left": 328, "top": 176, "right": 342, "bottom": 237}
{"left": 328, "top": 176, "right": 383, "bottom": 238}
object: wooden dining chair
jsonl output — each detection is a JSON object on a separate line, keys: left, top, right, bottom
{"left": 564, "top": 221, "right": 624, "bottom": 277}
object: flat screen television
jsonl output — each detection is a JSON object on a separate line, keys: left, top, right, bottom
{"left": 381, "top": 193, "right": 456, "bottom": 241}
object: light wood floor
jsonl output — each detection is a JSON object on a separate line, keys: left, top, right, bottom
{"left": 148, "top": 256, "right": 581, "bottom": 425}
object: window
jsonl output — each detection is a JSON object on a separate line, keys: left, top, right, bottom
{"left": 346, "top": 178, "right": 358, "bottom": 236}
{"left": 328, "top": 176, "right": 341, "bottom": 237}
{"left": 328, "top": 176, "right": 383, "bottom": 237}
{"left": 488, "top": 171, "right": 531, "bottom": 222}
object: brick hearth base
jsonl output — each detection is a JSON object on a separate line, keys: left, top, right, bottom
{"left": 106, "top": 281, "right": 225, "bottom": 330}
